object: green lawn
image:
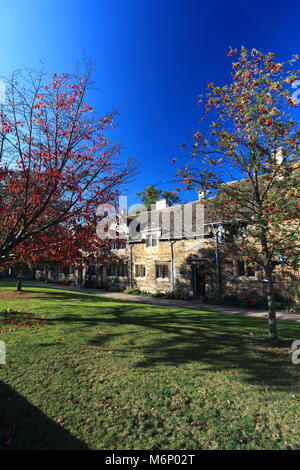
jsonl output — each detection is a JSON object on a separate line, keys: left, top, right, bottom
{"left": 0, "top": 280, "right": 299, "bottom": 450}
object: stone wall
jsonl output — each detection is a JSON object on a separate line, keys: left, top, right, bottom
{"left": 105, "top": 235, "right": 299, "bottom": 303}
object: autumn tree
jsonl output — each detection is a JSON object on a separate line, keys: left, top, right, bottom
{"left": 4, "top": 213, "right": 125, "bottom": 291}
{"left": 175, "top": 47, "right": 300, "bottom": 340}
{"left": 0, "top": 62, "right": 137, "bottom": 265}
{"left": 135, "top": 185, "right": 180, "bottom": 211}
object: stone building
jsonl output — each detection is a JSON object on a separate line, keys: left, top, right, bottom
{"left": 7, "top": 190, "right": 297, "bottom": 305}
{"left": 98, "top": 195, "right": 299, "bottom": 303}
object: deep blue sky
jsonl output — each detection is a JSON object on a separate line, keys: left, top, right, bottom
{"left": 1, "top": 0, "right": 300, "bottom": 208}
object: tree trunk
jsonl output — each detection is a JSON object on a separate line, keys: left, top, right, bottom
{"left": 16, "top": 269, "right": 23, "bottom": 292}
{"left": 260, "top": 228, "right": 278, "bottom": 341}
{"left": 264, "top": 265, "right": 278, "bottom": 341}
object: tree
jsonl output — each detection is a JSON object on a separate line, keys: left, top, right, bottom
{"left": 175, "top": 47, "right": 300, "bottom": 340}
{"left": 135, "top": 185, "right": 180, "bottom": 210}
{"left": 0, "top": 62, "right": 137, "bottom": 265}
{"left": 3, "top": 215, "right": 124, "bottom": 291}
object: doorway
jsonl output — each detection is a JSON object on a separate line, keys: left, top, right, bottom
{"left": 193, "top": 264, "right": 206, "bottom": 299}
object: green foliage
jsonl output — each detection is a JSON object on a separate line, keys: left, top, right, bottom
{"left": 150, "top": 290, "right": 165, "bottom": 298}
{"left": 82, "top": 277, "right": 96, "bottom": 289}
{"left": 176, "top": 47, "right": 300, "bottom": 338}
{"left": 219, "top": 293, "right": 298, "bottom": 311}
{"left": 135, "top": 185, "right": 180, "bottom": 211}
{"left": 177, "top": 47, "right": 300, "bottom": 272}
{"left": 123, "top": 287, "right": 141, "bottom": 295}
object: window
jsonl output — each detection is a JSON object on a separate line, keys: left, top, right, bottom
{"left": 107, "top": 263, "right": 127, "bottom": 276}
{"left": 61, "top": 265, "right": 70, "bottom": 276}
{"left": 247, "top": 265, "right": 255, "bottom": 277}
{"left": 87, "top": 265, "right": 96, "bottom": 276}
{"left": 156, "top": 264, "right": 169, "bottom": 279}
{"left": 135, "top": 265, "right": 146, "bottom": 277}
{"left": 110, "top": 240, "right": 126, "bottom": 250}
{"left": 106, "top": 264, "right": 113, "bottom": 276}
{"left": 120, "top": 264, "right": 128, "bottom": 276}
{"left": 237, "top": 260, "right": 245, "bottom": 277}
{"left": 236, "top": 260, "right": 256, "bottom": 278}
{"left": 146, "top": 233, "right": 158, "bottom": 247}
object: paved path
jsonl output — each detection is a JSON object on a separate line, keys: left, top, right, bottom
{"left": 16, "top": 279, "right": 300, "bottom": 323}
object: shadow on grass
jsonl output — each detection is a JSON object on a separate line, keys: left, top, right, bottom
{"left": 41, "top": 308, "right": 298, "bottom": 391}
{"left": 0, "top": 381, "right": 88, "bottom": 450}
{"left": 2, "top": 283, "right": 299, "bottom": 391}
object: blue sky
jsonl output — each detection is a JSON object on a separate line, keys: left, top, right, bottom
{"left": 1, "top": 0, "right": 300, "bottom": 208}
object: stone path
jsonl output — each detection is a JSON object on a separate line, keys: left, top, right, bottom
{"left": 21, "top": 280, "right": 300, "bottom": 323}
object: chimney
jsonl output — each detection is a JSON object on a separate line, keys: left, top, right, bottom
{"left": 273, "top": 147, "right": 284, "bottom": 165}
{"left": 198, "top": 190, "right": 206, "bottom": 200}
{"left": 155, "top": 199, "right": 167, "bottom": 210}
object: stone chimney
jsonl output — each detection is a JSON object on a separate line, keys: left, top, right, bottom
{"left": 273, "top": 147, "right": 284, "bottom": 165}
{"left": 198, "top": 190, "right": 206, "bottom": 200}
{"left": 155, "top": 199, "right": 167, "bottom": 210}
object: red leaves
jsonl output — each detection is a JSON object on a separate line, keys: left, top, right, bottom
{"left": 0, "top": 65, "right": 135, "bottom": 265}
{"left": 175, "top": 47, "right": 299, "bottom": 277}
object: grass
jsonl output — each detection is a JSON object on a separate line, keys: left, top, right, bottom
{"left": 0, "top": 279, "right": 299, "bottom": 450}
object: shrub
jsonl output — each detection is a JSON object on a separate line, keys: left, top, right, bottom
{"left": 220, "top": 294, "right": 242, "bottom": 306}
{"left": 123, "top": 288, "right": 141, "bottom": 295}
{"left": 273, "top": 293, "right": 294, "bottom": 310}
{"left": 140, "top": 290, "right": 150, "bottom": 296}
{"left": 165, "top": 292, "right": 175, "bottom": 299}
{"left": 150, "top": 291, "right": 165, "bottom": 298}
{"left": 107, "top": 286, "right": 122, "bottom": 292}
{"left": 56, "top": 279, "right": 73, "bottom": 286}
{"left": 83, "top": 277, "right": 96, "bottom": 289}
